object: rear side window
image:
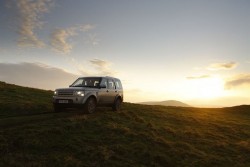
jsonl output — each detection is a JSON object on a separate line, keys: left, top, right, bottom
{"left": 100, "top": 78, "right": 108, "bottom": 88}
{"left": 115, "top": 79, "right": 122, "bottom": 89}
{"left": 108, "top": 80, "right": 115, "bottom": 89}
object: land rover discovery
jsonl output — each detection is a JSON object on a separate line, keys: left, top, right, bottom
{"left": 53, "top": 76, "right": 123, "bottom": 113}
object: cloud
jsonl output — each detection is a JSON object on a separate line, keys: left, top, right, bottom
{"left": 89, "top": 59, "right": 116, "bottom": 76}
{"left": 90, "top": 59, "right": 110, "bottom": 67}
{"left": 79, "top": 24, "right": 95, "bottom": 32}
{"left": 0, "top": 62, "right": 77, "bottom": 90}
{"left": 50, "top": 24, "right": 96, "bottom": 54}
{"left": 0, "top": 61, "right": 117, "bottom": 90}
{"left": 86, "top": 34, "right": 100, "bottom": 46}
{"left": 27, "top": 57, "right": 116, "bottom": 77}
{"left": 8, "top": 0, "right": 96, "bottom": 51}
{"left": 9, "top": 0, "right": 53, "bottom": 47}
{"left": 207, "top": 62, "right": 237, "bottom": 71}
{"left": 50, "top": 28, "right": 76, "bottom": 54}
{"left": 186, "top": 75, "right": 210, "bottom": 80}
{"left": 225, "top": 74, "right": 250, "bottom": 89}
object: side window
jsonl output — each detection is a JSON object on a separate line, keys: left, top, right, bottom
{"left": 108, "top": 80, "right": 115, "bottom": 89}
{"left": 115, "top": 80, "right": 120, "bottom": 89}
{"left": 100, "top": 78, "right": 108, "bottom": 88}
{"left": 94, "top": 81, "right": 100, "bottom": 87}
{"left": 115, "top": 79, "right": 122, "bottom": 89}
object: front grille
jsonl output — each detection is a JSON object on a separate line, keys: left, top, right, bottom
{"left": 58, "top": 90, "right": 74, "bottom": 96}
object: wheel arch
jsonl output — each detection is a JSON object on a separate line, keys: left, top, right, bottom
{"left": 87, "top": 95, "right": 97, "bottom": 102}
{"left": 82, "top": 93, "right": 97, "bottom": 104}
{"left": 114, "top": 95, "right": 123, "bottom": 103}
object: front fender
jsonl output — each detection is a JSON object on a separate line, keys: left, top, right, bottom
{"left": 81, "top": 92, "right": 97, "bottom": 104}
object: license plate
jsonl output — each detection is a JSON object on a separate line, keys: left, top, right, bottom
{"left": 58, "top": 100, "right": 68, "bottom": 103}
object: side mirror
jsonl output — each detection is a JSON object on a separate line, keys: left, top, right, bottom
{"left": 99, "top": 84, "right": 106, "bottom": 89}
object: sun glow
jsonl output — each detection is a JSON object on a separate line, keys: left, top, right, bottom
{"left": 184, "top": 76, "right": 225, "bottom": 99}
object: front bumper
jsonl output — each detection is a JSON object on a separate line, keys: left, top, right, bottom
{"left": 52, "top": 95, "right": 87, "bottom": 105}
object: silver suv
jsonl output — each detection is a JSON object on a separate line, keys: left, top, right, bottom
{"left": 53, "top": 76, "right": 123, "bottom": 113}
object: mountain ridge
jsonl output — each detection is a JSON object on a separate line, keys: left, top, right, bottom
{"left": 139, "top": 100, "right": 191, "bottom": 107}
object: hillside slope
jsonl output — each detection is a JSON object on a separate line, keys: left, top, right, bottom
{"left": 0, "top": 81, "right": 53, "bottom": 117}
{"left": 0, "top": 81, "right": 250, "bottom": 167}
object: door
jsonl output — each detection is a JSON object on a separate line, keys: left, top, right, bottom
{"left": 98, "top": 78, "right": 109, "bottom": 104}
{"left": 106, "top": 79, "right": 117, "bottom": 104}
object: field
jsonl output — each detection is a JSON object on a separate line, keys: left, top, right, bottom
{"left": 0, "top": 81, "right": 250, "bottom": 167}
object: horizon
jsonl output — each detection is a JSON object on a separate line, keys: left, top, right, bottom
{"left": 0, "top": 80, "right": 248, "bottom": 108}
{"left": 0, "top": 0, "right": 250, "bottom": 107}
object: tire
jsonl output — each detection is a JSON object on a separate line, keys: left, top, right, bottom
{"left": 112, "top": 98, "right": 122, "bottom": 112}
{"left": 54, "top": 104, "right": 63, "bottom": 112}
{"left": 84, "top": 97, "right": 96, "bottom": 114}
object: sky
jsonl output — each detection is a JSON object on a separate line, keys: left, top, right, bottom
{"left": 0, "top": 0, "right": 250, "bottom": 107}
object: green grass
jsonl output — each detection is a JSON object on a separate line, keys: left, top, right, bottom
{"left": 0, "top": 81, "right": 250, "bottom": 166}
{"left": 0, "top": 81, "right": 53, "bottom": 117}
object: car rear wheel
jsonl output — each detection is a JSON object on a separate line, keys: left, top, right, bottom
{"left": 113, "top": 98, "right": 122, "bottom": 112}
{"left": 84, "top": 97, "right": 96, "bottom": 114}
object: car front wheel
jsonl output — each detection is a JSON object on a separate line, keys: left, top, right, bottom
{"left": 84, "top": 97, "right": 96, "bottom": 114}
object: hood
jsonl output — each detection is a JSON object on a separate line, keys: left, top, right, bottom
{"left": 56, "top": 87, "right": 85, "bottom": 91}
{"left": 56, "top": 87, "right": 99, "bottom": 91}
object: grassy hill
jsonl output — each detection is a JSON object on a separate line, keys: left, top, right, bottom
{"left": 0, "top": 81, "right": 250, "bottom": 167}
{"left": 0, "top": 81, "right": 53, "bottom": 117}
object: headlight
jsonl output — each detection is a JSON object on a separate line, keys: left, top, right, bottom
{"left": 75, "top": 91, "right": 84, "bottom": 96}
{"left": 54, "top": 91, "right": 58, "bottom": 95}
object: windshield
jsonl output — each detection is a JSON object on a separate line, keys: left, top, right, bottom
{"left": 70, "top": 77, "right": 101, "bottom": 88}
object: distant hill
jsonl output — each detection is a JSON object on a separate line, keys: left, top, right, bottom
{"left": 140, "top": 100, "right": 191, "bottom": 107}
{"left": 1, "top": 81, "right": 250, "bottom": 166}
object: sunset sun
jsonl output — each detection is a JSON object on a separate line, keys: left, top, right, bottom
{"left": 186, "top": 76, "right": 225, "bottom": 99}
